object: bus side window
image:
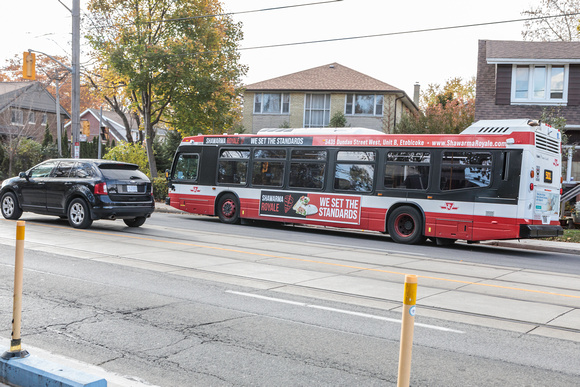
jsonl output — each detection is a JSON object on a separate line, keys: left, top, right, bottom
{"left": 217, "top": 149, "right": 249, "bottom": 185}
{"left": 252, "top": 148, "right": 286, "bottom": 187}
{"left": 289, "top": 149, "right": 327, "bottom": 189}
{"left": 384, "top": 151, "right": 430, "bottom": 190}
{"left": 440, "top": 151, "right": 491, "bottom": 190}
{"left": 174, "top": 154, "right": 199, "bottom": 181}
{"left": 334, "top": 151, "right": 375, "bottom": 192}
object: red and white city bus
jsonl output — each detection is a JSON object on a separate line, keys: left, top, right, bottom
{"left": 166, "top": 119, "right": 563, "bottom": 245}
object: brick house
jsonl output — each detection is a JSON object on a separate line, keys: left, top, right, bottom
{"left": 474, "top": 40, "right": 580, "bottom": 182}
{"left": 0, "top": 81, "right": 69, "bottom": 142}
{"left": 242, "top": 63, "right": 418, "bottom": 134}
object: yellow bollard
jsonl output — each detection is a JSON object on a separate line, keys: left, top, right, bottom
{"left": 1, "top": 221, "right": 29, "bottom": 360}
{"left": 397, "top": 274, "right": 417, "bottom": 387}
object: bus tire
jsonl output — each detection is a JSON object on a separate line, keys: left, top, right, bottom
{"left": 217, "top": 193, "right": 240, "bottom": 224}
{"left": 387, "top": 206, "right": 425, "bottom": 245}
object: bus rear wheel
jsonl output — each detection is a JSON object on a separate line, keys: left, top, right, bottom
{"left": 217, "top": 194, "right": 240, "bottom": 224}
{"left": 387, "top": 206, "right": 425, "bottom": 245}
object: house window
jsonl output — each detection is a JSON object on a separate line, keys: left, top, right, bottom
{"left": 28, "top": 112, "right": 36, "bottom": 124}
{"left": 345, "top": 94, "right": 384, "bottom": 116}
{"left": 304, "top": 94, "right": 331, "bottom": 127}
{"left": 41, "top": 113, "right": 48, "bottom": 125}
{"left": 512, "top": 64, "right": 567, "bottom": 104}
{"left": 11, "top": 109, "right": 23, "bottom": 125}
{"left": 254, "top": 93, "right": 290, "bottom": 114}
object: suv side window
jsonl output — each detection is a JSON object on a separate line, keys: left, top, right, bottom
{"left": 54, "top": 161, "right": 75, "bottom": 178}
{"left": 29, "top": 161, "right": 58, "bottom": 178}
{"left": 71, "top": 162, "right": 97, "bottom": 178}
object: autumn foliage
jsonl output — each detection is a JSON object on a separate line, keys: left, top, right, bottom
{"left": 396, "top": 77, "right": 475, "bottom": 134}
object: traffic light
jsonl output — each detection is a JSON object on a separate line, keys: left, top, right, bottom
{"left": 100, "top": 126, "right": 108, "bottom": 141}
{"left": 22, "top": 52, "right": 36, "bottom": 80}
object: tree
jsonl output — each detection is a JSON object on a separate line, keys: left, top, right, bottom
{"left": 104, "top": 142, "right": 150, "bottom": 177}
{"left": 329, "top": 112, "right": 348, "bottom": 127}
{"left": 521, "top": 0, "right": 580, "bottom": 41}
{"left": 86, "top": 0, "right": 247, "bottom": 177}
{"left": 396, "top": 77, "right": 475, "bottom": 134}
{"left": 85, "top": 65, "right": 138, "bottom": 144}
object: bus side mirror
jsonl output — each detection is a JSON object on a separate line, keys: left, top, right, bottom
{"left": 165, "top": 169, "right": 175, "bottom": 190}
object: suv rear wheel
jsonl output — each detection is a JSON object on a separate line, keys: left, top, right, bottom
{"left": 1, "top": 192, "right": 23, "bottom": 220}
{"left": 123, "top": 217, "right": 146, "bottom": 227}
{"left": 68, "top": 198, "right": 93, "bottom": 229}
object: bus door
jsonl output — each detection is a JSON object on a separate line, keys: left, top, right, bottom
{"left": 170, "top": 147, "right": 210, "bottom": 214}
{"left": 471, "top": 151, "right": 521, "bottom": 240}
{"left": 430, "top": 150, "right": 496, "bottom": 240}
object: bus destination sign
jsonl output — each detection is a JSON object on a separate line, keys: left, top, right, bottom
{"left": 259, "top": 190, "right": 361, "bottom": 225}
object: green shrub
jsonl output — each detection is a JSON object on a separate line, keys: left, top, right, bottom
{"left": 103, "top": 142, "right": 150, "bottom": 176}
{"left": 152, "top": 177, "right": 168, "bottom": 202}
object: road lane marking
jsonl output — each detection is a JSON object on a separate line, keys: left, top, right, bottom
{"left": 11, "top": 221, "right": 580, "bottom": 301}
{"left": 226, "top": 290, "right": 464, "bottom": 333}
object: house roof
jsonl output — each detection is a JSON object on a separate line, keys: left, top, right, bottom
{"left": 0, "top": 81, "right": 70, "bottom": 117}
{"left": 485, "top": 40, "right": 580, "bottom": 64}
{"left": 245, "top": 63, "right": 402, "bottom": 93}
{"left": 67, "top": 108, "right": 167, "bottom": 142}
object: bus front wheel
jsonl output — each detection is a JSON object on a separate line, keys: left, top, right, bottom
{"left": 217, "top": 194, "right": 240, "bottom": 224}
{"left": 387, "top": 206, "right": 425, "bottom": 245}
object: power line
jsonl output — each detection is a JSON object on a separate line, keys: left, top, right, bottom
{"left": 85, "top": 0, "right": 343, "bottom": 30}
{"left": 237, "top": 12, "right": 580, "bottom": 52}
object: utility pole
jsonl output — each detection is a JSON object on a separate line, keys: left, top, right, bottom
{"left": 71, "top": 0, "right": 81, "bottom": 158}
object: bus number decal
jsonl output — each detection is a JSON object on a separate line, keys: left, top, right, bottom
{"left": 260, "top": 190, "right": 361, "bottom": 225}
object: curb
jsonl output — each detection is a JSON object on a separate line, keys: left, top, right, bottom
{"left": 483, "top": 240, "right": 580, "bottom": 255}
{"left": 0, "top": 355, "right": 106, "bottom": 387}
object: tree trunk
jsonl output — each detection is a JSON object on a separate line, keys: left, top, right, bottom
{"left": 142, "top": 91, "right": 158, "bottom": 178}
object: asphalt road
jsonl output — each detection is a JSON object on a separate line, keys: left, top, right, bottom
{"left": 0, "top": 213, "right": 579, "bottom": 386}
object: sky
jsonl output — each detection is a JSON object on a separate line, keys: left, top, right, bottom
{"left": 0, "top": 0, "right": 540, "bottom": 97}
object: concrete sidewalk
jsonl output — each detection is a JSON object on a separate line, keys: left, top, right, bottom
{"left": 153, "top": 202, "right": 580, "bottom": 256}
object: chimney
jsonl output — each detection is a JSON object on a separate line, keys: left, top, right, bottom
{"left": 413, "top": 83, "right": 420, "bottom": 106}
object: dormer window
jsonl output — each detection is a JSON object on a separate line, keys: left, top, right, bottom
{"left": 511, "top": 64, "right": 568, "bottom": 104}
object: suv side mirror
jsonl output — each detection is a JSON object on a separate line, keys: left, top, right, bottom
{"left": 18, "top": 172, "right": 29, "bottom": 181}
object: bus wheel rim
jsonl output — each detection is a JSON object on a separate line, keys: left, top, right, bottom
{"left": 222, "top": 199, "right": 236, "bottom": 218}
{"left": 395, "top": 213, "right": 414, "bottom": 237}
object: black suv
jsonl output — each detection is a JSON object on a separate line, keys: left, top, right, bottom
{"left": 0, "top": 159, "right": 155, "bottom": 229}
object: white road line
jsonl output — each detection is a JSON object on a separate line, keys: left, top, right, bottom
{"left": 226, "top": 290, "right": 464, "bottom": 333}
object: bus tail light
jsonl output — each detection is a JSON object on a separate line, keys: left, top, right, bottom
{"left": 94, "top": 182, "right": 108, "bottom": 195}
{"left": 529, "top": 183, "right": 534, "bottom": 191}
{"left": 530, "top": 170, "right": 535, "bottom": 178}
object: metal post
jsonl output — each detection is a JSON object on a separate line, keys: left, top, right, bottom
{"left": 98, "top": 107, "right": 103, "bottom": 159}
{"left": 397, "top": 274, "right": 417, "bottom": 387}
{"left": 56, "top": 79, "right": 62, "bottom": 157}
{"left": 1, "top": 221, "right": 29, "bottom": 360}
{"left": 71, "top": 0, "right": 81, "bottom": 158}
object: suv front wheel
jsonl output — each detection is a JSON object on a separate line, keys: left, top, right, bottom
{"left": 68, "top": 198, "right": 93, "bottom": 229}
{"left": 1, "top": 192, "right": 23, "bottom": 220}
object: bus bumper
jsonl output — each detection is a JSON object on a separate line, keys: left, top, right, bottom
{"left": 520, "top": 224, "right": 564, "bottom": 238}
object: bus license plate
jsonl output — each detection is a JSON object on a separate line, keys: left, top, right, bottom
{"left": 127, "top": 185, "right": 138, "bottom": 193}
